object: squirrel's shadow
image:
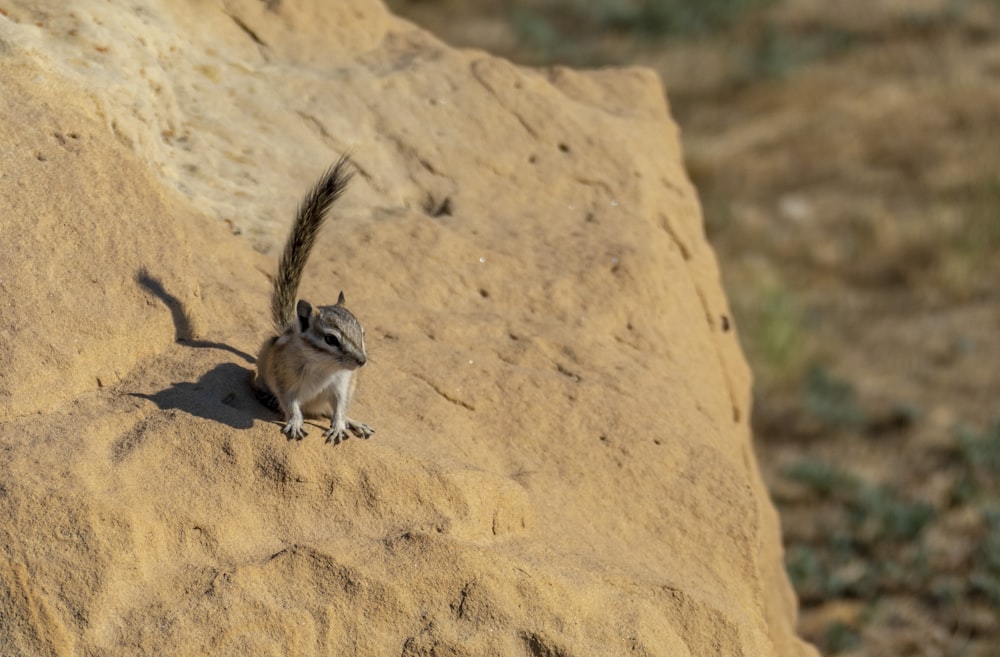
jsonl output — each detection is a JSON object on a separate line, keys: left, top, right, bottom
{"left": 130, "top": 363, "right": 260, "bottom": 430}
{"left": 133, "top": 269, "right": 272, "bottom": 429}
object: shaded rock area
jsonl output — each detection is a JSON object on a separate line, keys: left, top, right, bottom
{"left": 0, "top": 1, "right": 816, "bottom": 655}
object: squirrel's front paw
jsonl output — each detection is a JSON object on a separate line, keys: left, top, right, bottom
{"left": 282, "top": 419, "right": 307, "bottom": 441}
{"left": 347, "top": 419, "right": 374, "bottom": 439}
{"left": 324, "top": 424, "right": 350, "bottom": 445}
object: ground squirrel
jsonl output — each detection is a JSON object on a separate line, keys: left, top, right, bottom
{"left": 251, "top": 155, "right": 373, "bottom": 444}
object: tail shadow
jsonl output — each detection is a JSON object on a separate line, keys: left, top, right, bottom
{"left": 136, "top": 268, "right": 255, "bottom": 364}
{"left": 134, "top": 268, "right": 268, "bottom": 428}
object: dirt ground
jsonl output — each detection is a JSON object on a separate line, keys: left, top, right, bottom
{"left": 387, "top": 1, "right": 1000, "bottom": 654}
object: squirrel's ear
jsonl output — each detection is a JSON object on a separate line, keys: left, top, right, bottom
{"left": 296, "top": 299, "right": 314, "bottom": 333}
{"left": 337, "top": 291, "right": 346, "bottom": 306}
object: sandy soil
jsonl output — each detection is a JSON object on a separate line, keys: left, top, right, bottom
{"left": 0, "top": 1, "right": 815, "bottom": 655}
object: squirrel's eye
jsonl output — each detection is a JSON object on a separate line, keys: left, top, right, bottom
{"left": 324, "top": 334, "right": 341, "bottom": 349}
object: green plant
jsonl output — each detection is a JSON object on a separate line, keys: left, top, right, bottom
{"left": 783, "top": 458, "right": 933, "bottom": 542}
{"left": 803, "top": 364, "right": 866, "bottom": 431}
{"left": 781, "top": 459, "right": 854, "bottom": 498}
{"left": 940, "top": 175, "right": 1000, "bottom": 295}
{"left": 785, "top": 544, "right": 826, "bottom": 599}
{"left": 950, "top": 423, "right": 1000, "bottom": 606}
{"left": 779, "top": 457, "right": 936, "bottom": 605}
{"left": 821, "top": 620, "right": 861, "bottom": 655}
{"left": 733, "top": 283, "right": 823, "bottom": 393}
{"left": 967, "top": 507, "right": 1000, "bottom": 606}
{"left": 850, "top": 484, "right": 933, "bottom": 543}
{"left": 953, "top": 420, "right": 1000, "bottom": 502}
{"left": 738, "top": 25, "right": 861, "bottom": 82}
{"left": 594, "top": 0, "right": 774, "bottom": 37}
{"left": 510, "top": 8, "right": 560, "bottom": 51}
{"left": 508, "top": 0, "right": 776, "bottom": 64}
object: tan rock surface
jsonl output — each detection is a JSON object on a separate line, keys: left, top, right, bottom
{"left": 0, "top": 1, "right": 816, "bottom": 655}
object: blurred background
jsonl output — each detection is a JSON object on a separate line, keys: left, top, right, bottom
{"left": 386, "top": 0, "right": 1000, "bottom": 654}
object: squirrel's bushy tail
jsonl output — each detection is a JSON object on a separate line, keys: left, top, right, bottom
{"left": 271, "top": 155, "right": 353, "bottom": 330}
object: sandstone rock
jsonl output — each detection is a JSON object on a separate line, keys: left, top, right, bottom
{"left": 0, "top": 1, "right": 816, "bottom": 655}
